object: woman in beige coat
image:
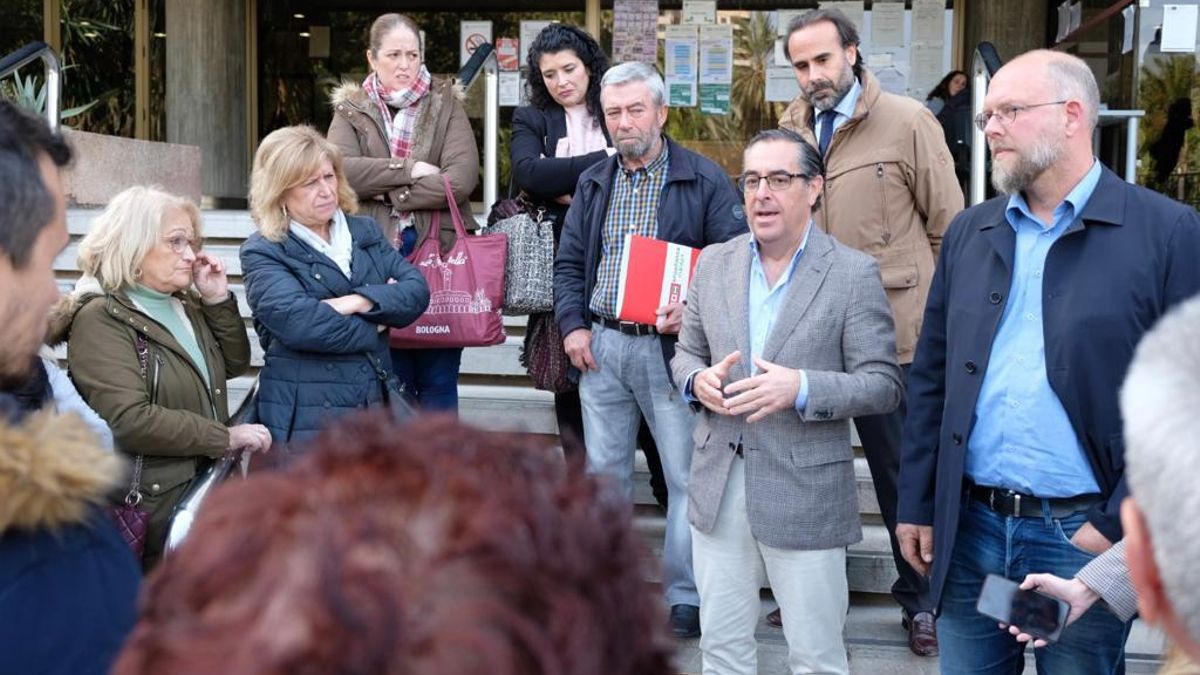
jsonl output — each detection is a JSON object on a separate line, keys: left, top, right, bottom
{"left": 328, "top": 12, "right": 479, "bottom": 413}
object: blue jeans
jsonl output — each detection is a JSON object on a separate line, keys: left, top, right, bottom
{"left": 939, "top": 495, "right": 1131, "bottom": 675}
{"left": 390, "top": 347, "right": 462, "bottom": 413}
{"left": 391, "top": 226, "right": 462, "bottom": 413}
{"left": 579, "top": 322, "right": 699, "bottom": 607}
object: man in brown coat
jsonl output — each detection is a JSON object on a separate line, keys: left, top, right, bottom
{"left": 775, "top": 7, "right": 963, "bottom": 655}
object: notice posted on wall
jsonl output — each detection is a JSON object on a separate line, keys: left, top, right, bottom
{"left": 665, "top": 24, "right": 698, "bottom": 107}
{"left": 520, "top": 20, "right": 553, "bottom": 66}
{"left": 499, "top": 71, "right": 522, "bottom": 107}
{"left": 682, "top": 0, "right": 717, "bottom": 25}
{"left": 613, "top": 0, "right": 660, "bottom": 64}
{"left": 766, "top": 66, "right": 800, "bottom": 103}
{"left": 496, "top": 37, "right": 520, "bottom": 71}
{"left": 699, "top": 24, "right": 733, "bottom": 84}
{"left": 698, "top": 83, "right": 730, "bottom": 115}
{"left": 460, "top": 20, "right": 493, "bottom": 67}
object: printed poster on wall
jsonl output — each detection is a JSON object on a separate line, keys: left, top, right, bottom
{"left": 698, "top": 83, "right": 730, "bottom": 114}
{"left": 520, "top": 21, "right": 554, "bottom": 66}
{"left": 460, "top": 20, "right": 493, "bottom": 67}
{"left": 664, "top": 25, "right": 698, "bottom": 107}
{"left": 682, "top": 0, "right": 717, "bottom": 24}
{"left": 613, "top": 0, "right": 660, "bottom": 64}
{"left": 699, "top": 24, "right": 733, "bottom": 84}
{"left": 499, "top": 72, "right": 522, "bottom": 107}
{"left": 496, "top": 38, "right": 520, "bottom": 71}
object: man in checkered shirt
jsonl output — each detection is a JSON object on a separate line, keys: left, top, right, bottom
{"left": 553, "top": 61, "right": 747, "bottom": 639}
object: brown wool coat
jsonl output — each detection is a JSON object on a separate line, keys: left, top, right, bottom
{"left": 54, "top": 287, "right": 250, "bottom": 566}
{"left": 781, "top": 69, "right": 963, "bottom": 363}
{"left": 328, "top": 78, "right": 480, "bottom": 251}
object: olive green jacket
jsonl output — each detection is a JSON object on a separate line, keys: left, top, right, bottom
{"left": 55, "top": 285, "right": 250, "bottom": 564}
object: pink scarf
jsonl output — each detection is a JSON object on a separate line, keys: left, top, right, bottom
{"left": 363, "top": 66, "right": 432, "bottom": 159}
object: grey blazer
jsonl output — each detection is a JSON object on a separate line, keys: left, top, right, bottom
{"left": 671, "top": 228, "right": 902, "bottom": 550}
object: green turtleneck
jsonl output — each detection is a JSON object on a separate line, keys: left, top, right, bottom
{"left": 126, "top": 285, "right": 211, "bottom": 388}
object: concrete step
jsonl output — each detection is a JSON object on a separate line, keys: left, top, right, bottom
{"left": 669, "top": 593, "right": 1166, "bottom": 674}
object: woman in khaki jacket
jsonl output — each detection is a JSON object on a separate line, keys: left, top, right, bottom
{"left": 54, "top": 186, "right": 272, "bottom": 569}
{"left": 328, "top": 12, "right": 480, "bottom": 413}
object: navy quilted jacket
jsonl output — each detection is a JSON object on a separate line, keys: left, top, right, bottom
{"left": 240, "top": 214, "right": 429, "bottom": 444}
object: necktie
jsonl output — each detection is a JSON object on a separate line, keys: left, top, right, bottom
{"left": 817, "top": 109, "right": 837, "bottom": 156}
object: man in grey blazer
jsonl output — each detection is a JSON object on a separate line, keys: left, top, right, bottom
{"left": 672, "top": 128, "right": 901, "bottom": 675}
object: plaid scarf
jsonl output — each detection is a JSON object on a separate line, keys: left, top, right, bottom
{"left": 363, "top": 66, "right": 432, "bottom": 160}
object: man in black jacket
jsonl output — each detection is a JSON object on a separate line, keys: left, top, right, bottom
{"left": 554, "top": 61, "right": 746, "bottom": 638}
{"left": 896, "top": 50, "right": 1200, "bottom": 674}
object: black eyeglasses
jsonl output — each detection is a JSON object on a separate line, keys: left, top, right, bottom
{"left": 973, "top": 101, "right": 1068, "bottom": 131}
{"left": 738, "top": 172, "right": 810, "bottom": 193}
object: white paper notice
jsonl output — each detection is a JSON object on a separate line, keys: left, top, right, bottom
{"left": 766, "top": 66, "right": 800, "bottom": 103}
{"left": 777, "top": 9, "right": 805, "bottom": 36}
{"left": 871, "top": 2, "right": 906, "bottom": 48}
{"left": 699, "top": 25, "right": 733, "bottom": 84}
{"left": 909, "top": 44, "right": 943, "bottom": 99}
{"left": 911, "top": 0, "right": 944, "bottom": 45}
{"left": 499, "top": 71, "right": 521, "bottom": 107}
{"left": 774, "top": 37, "right": 790, "bottom": 67}
{"left": 460, "top": 21, "right": 493, "bottom": 67}
{"left": 520, "top": 21, "right": 553, "bottom": 66}
{"left": 1162, "top": 4, "right": 1199, "bottom": 52}
{"left": 1068, "top": 2, "right": 1082, "bottom": 35}
{"left": 665, "top": 25, "right": 698, "bottom": 107}
{"left": 822, "top": 2, "right": 865, "bottom": 37}
{"left": 682, "top": 0, "right": 717, "bottom": 25}
{"left": 1056, "top": 2, "right": 1070, "bottom": 42}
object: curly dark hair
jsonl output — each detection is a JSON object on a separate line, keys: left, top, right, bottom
{"left": 112, "top": 413, "right": 673, "bottom": 675}
{"left": 525, "top": 23, "right": 608, "bottom": 122}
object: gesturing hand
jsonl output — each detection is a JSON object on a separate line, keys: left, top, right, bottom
{"left": 192, "top": 251, "right": 229, "bottom": 304}
{"left": 693, "top": 351, "right": 741, "bottom": 415}
{"left": 722, "top": 356, "right": 801, "bottom": 423}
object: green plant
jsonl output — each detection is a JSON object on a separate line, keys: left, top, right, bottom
{"left": 2, "top": 69, "right": 98, "bottom": 125}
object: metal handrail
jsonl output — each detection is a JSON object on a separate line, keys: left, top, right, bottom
{"left": 455, "top": 42, "right": 498, "bottom": 221}
{"left": 0, "top": 41, "right": 63, "bottom": 132}
{"left": 969, "top": 42, "right": 1003, "bottom": 206}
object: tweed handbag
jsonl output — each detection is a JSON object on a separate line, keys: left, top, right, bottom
{"left": 487, "top": 206, "right": 556, "bottom": 315}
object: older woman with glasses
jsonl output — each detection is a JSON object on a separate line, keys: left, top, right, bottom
{"left": 55, "top": 185, "right": 272, "bottom": 569}
{"left": 241, "top": 125, "right": 429, "bottom": 446}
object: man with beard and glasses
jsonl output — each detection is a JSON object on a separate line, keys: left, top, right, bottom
{"left": 773, "top": 8, "right": 962, "bottom": 655}
{"left": 554, "top": 60, "right": 746, "bottom": 639}
{"left": 896, "top": 49, "right": 1200, "bottom": 674}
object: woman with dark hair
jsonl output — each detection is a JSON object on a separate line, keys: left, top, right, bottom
{"left": 925, "top": 70, "right": 967, "bottom": 116}
{"left": 927, "top": 70, "right": 971, "bottom": 190}
{"left": 510, "top": 24, "right": 612, "bottom": 455}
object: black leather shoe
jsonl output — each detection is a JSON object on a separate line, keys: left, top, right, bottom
{"left": 901, "top": 611, "right": 939, "bottom": 657}
{"left": 670, "top": 604, "right": 701, "bottom": 639}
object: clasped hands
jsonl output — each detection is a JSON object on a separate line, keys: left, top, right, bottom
{"left": 693, "top": 350, "right": 800, "bottom": 423}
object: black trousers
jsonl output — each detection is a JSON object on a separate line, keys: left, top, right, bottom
{"left": 852, "top": 363, "right": 932, "bottom": 616}
{"left": 555, "top": 390, "right": 667, "bottom": 508}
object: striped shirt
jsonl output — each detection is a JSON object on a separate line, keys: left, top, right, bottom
{"left": 589, "top": 142, "right": 671, "bottom": 320}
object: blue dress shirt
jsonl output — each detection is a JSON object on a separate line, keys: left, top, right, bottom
{"left": 966, "top": 160, "right": 1104, "bottom": 497}
{"left": 814, "top": 78, "right": 862, "bottom": 144}
{"left": 685, "top": 225, "right": 811, "bottom": 411}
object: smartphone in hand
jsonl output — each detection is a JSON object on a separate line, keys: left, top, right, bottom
{"left": 976, "top": 574, "right": 1071, "bottom": 643}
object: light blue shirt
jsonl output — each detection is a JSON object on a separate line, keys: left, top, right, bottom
{"left": 815, "top": 78, "right": 862, "bottom": 143}
{"left": 684, "top": 225, "right": 811, "bottom": 412}
{"left": 966, "top": 160, "right": 1103, "bottom": 497}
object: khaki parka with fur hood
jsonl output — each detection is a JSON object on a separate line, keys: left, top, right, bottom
{"left": 328, "top": 78, "right": 480, "bottom": 252}
{"left": 49, "top": 278, "right": 250, "bottom": 565}
{"left": 0, "top": 410, "right": 140, "bottom": 673}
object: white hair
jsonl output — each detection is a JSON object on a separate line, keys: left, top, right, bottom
{"left": 1121, "top": 293, "right": 1200, "bottom": 646}
{"left": 600, "top": 61, "right": 666, "bottom": 107}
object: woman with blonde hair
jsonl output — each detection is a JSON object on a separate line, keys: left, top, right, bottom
{"left": 53, "top": 185, "right": 272, "bottom": 569}
{"left": 240, "top": 125, "right": 428, "bottom": 445}
{"left": 328, "top": 12, "right": 480, "bottom": 413}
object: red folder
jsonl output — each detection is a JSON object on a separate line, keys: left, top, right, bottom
{"left": 616, "top": 235, "right": 701, "bottom": 325}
